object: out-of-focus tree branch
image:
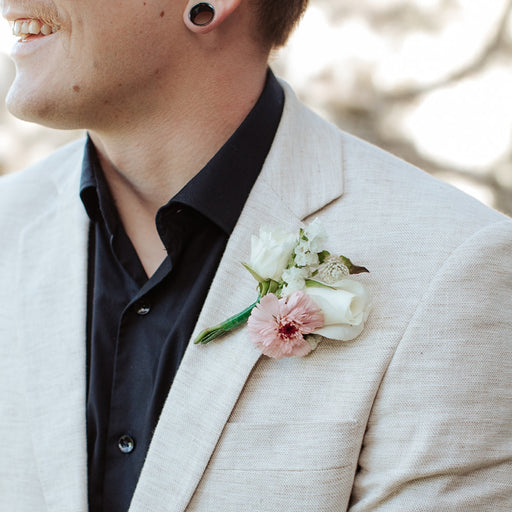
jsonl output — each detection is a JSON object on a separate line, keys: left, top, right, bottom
{"left": 384, "top": 0, "right": 512, "bottom": 101}
{"left": 293, "top": 0, "right": 512, "bottom": 216}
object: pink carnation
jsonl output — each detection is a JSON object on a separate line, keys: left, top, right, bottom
{"left": 247, "top": 291, "right": 324, "bottom": 359}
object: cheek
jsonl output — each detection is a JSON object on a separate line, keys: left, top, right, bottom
{"left": 69, "top": 4, "right": 183, "bottom": 92}
{"left": 82, "top": 27, "right": 170, "bottom": 85}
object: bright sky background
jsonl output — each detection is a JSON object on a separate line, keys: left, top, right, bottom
{"left": 0, "top": 17, "right": 14, "bottom": 54}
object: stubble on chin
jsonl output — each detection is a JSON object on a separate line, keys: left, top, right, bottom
{"left": 6, "top": 83, "right": 80, "bottom": 130}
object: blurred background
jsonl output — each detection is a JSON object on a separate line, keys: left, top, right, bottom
{"left": 1, "top": 0, "right": 511, "bottom": 216}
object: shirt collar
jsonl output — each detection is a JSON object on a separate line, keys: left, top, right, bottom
{"left": 165, "top": 69, "right": 284, "bottom": 235}
{"left": 80, "top": 69, "right": 284, "bottom": 238}
{"left": 80, "top": 137, "right": 121, "bottom": 238}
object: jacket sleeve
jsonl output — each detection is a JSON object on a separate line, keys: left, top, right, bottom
{"left": 349, "top": 219, "right": 512, "bottom": 511}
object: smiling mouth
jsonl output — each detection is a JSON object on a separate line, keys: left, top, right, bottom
{"left": 11, "top": 18, "right": 59, "bottom": 40}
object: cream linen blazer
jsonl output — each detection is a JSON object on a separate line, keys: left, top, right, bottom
{"left": 1, "top": 83, "right": 511, "bottom": 512}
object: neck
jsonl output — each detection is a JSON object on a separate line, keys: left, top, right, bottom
{"left": 90, "top": 64, "right": 267, "bottom": 214}
{"left": 88, "top": 58, "right": 268, "bottom": 277}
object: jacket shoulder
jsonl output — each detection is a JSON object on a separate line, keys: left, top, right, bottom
{"left": 0, "top": 138, "right": 85, "bottom": 220}
{"left": 338, "top": 130, "right": 507, "bottom": 235}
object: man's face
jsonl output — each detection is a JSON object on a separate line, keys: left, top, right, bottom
{"left": 1, "top": 0, "right": 188, "bottom": 129}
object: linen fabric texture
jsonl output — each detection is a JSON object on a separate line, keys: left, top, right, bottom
{"left": 0, "top": 81, "right": 511, "bottom": 511}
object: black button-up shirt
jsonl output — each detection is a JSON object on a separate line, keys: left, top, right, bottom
{"left": 80, "top": 71, "right": 284, "bottom": 512}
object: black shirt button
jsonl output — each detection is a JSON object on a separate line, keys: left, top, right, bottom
{"left": 118, "top": 435, "right": 135, "bottom": 454}
{"left": 135, "top": 302, "right": 151, "bottom": 316}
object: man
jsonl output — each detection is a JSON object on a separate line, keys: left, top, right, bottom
{"left": 0, "top": 0, "right": 510, "bottom": 510}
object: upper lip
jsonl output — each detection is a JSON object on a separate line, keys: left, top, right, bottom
{"left": 2, "top": 9, "right": 32, "bottom": 22}
{"left": 1, "top": 5, "right": 48, "bottom": 22}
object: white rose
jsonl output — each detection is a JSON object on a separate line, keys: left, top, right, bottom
{"left": 249, "top": 227, "right": 297, "bottom": 281}
{"left": 305, "top": 279, "right": 371, "bottom": 341}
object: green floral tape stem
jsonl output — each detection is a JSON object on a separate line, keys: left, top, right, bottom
{"left": 193, "top": 298, "right": 260, "bottom": 345}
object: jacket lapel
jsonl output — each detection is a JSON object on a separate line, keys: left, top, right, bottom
{"left": 17, "top": 152, "right": 90, "bottom": 512}
{"left": 130, "top": 82, "right": 344, "bottom": 512}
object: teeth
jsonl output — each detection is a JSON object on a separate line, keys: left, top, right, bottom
{"left": 12, "top": 18, "right": 57, "bottom": 39}
{"left": 28, "top": 20, "right": 41, "bottom": 34}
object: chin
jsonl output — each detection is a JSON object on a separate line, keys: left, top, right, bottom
{"left": 6, "top": 81, "right": 84, "bottom": 130}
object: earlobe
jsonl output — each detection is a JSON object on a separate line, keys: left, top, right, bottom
{"left": 189, "top": 3, "right": 216, "bottom": 27}
{"left": 183, "top": 0, "right": 242, "bottom": 34}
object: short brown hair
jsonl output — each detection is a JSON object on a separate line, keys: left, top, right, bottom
{"left": 254, "top": 0, "right": 309, "bottom": 49}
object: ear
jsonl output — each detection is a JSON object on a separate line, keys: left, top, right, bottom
{"left": 183, "top": 0, "right": 242, "bottom": 34}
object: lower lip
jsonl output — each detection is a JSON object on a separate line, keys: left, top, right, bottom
{"left": 10, "top": 33, "right": 58, "bottom": 58}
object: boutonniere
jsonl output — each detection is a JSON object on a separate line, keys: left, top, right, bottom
{"left": 194, "top": 219, "right": 371, "bottom": 359}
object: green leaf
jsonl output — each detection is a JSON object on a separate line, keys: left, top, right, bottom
{"left": 339, "top": 255, "right": 352, "bottom": 268}
{"left": 242, "top": 262, "right": 265, "bottom": 283}
{"left": 350, "top": 264, "right": 370, "bottom": 274}
{"left": 259, "top": 280, "right": 270, "bottom": 296}
{"left": 340, "top": 255, "right": 369, "bottom": 274}
{"left": 305, "top": 278, "right": 336, "bottom": 290}
{"left": 268, "top": 279, "right": 279, "bottom": 295}
{"left": 318, "top": 250, "right": 330, "bottom": 264}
